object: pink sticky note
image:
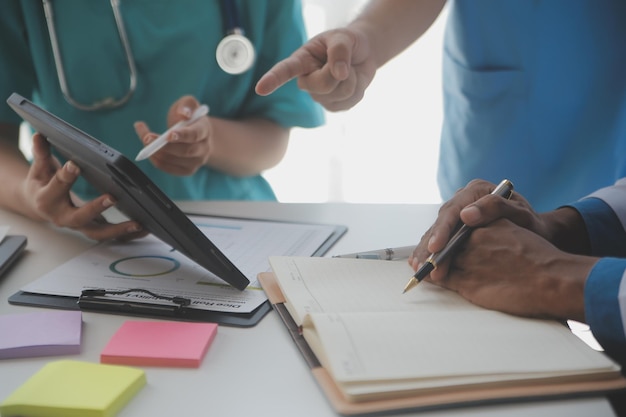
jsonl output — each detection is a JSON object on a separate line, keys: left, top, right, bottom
{"left": 101, "top": 320, "right": 218, "bottom": 368}
{"left": 0, "top": 310, "right": 82, "bottom": 359}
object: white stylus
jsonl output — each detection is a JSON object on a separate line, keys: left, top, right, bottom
{"left": 135, "top": 104, "right": 209, "bottom": 161}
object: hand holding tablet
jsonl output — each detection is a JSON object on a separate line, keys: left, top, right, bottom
{"left": 7, "top": 93, "right": 249, "bottom": 290}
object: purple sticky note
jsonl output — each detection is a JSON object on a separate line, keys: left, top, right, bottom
{"left": 0, "top": 310, "right": 82, "bottom": 359}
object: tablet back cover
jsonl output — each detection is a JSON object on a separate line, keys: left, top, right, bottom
{"left": 7, "top": 93, "right": 249, "bottom": 290}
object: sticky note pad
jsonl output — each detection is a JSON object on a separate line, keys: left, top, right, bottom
{"left": 101, "top": 320, "right": 218, "bottom": 367}
{"left": 0, "top": 310, "right": 82, "bottom": 359}
{"left": 0, "top": 360, "right": 146, "bottom": 417}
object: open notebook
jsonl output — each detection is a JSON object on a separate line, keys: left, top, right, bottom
{"left": 259, "top": 256, "right": 626, "bottom": 415}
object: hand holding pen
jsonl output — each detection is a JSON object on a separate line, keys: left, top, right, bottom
{"left": 133, "top": 96, "right": 212, "bottom": 176}
{"left": 135, "top": 104, "right": 210, "bottom": 161}
{"left": 403, "top": 179, "right": 514, "bottom": 293}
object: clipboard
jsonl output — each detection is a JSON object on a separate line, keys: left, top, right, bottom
{"left": 9, "top": 219, "right": 346, "bottom": 328}
{"left": 8, "top": 290, "right": 272, "bottom": 328}
{"left": 258, "top": 271, "right": 626, "bottom": 415}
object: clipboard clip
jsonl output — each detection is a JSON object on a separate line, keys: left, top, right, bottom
{"left": 78, "top": 288, "right": 192, "bottom": 317}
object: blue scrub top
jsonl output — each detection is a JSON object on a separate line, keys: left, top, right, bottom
{"left": 0, "top": 0, "right": 324, "bottom": 201}
{"left": 439, "top": 0, "right": 626, "bottom": 212}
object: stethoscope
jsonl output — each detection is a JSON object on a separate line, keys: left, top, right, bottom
{"left": 42, "top": 0, "right": 255, "bottom": 111}
{"left": 215, "top": 0, "right": 256, "bottom": 76}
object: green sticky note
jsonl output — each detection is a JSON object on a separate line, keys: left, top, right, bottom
{"left": 0, "top": 360, "right": 146, "bottom": 417}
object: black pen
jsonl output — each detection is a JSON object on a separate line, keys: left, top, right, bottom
{"left": 402, "top": 179, "right": 514, "bottom": 294}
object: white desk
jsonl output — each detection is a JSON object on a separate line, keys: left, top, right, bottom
{"left": 0, "top": 202, "right": 617, "bottom": 417}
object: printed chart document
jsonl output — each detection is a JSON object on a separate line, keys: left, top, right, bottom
{"left": 19, "top": 215, "right": 344, "bottom": 317}
{"left": 260, "top": 256, "right": 626, "bottom": 415}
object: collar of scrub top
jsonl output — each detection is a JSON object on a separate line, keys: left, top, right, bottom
{"left": 42, "top": 0, "right": 137, "bottom": 111}
{"left": 216, "top": 0, "right": 256, "bottom": 75}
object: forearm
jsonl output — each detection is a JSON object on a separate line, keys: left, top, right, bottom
{"left": 349, "top": 0, "right": 446, "bottom": 68}
{"left": 207, "top": 118, "right": 289, "bottom": 177}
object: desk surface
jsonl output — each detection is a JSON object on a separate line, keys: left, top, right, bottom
{"left": 0, "top": 201, "right": 617, "bottom": 417}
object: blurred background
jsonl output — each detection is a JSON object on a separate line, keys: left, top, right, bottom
{"left": 265, "top": 0, "right": 448, "bottom": 204}
{"left": 18, "top": 0, "right": 448, "bottom": 205}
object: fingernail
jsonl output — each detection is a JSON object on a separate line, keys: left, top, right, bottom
{"left": 333, "top": 61, "right": 349, "bottom": 80}
{"left": 102, "top": 197, "right": 114, "bottom": 208}
{"left": 65, "top": 161, "right": 78, "bottom": 174}
{"left": 170, "top": 132, "right": 179, "bottom": 142}
{"left": 180, "top": 107, "right": 192, "bottom": 118}
{"left": 127, "top": 224, "right": 142, "bottom": 233}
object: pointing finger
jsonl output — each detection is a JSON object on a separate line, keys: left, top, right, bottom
{"left": 256, "top": 54, "right": 311, "bottom": 96}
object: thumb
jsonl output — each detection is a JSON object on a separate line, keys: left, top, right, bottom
{"left": 31, "top": 132, "right": 52, "bottom": 161}
{"left": 325, "top": 31, "right": 355, "bottom": 81}
{"left": 29, "top": 133, "right": 61, "bottom": 183}
{"left": 460, "top": 205, "right": 483, "bottom": 226}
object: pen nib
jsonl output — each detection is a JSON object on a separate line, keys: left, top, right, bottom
{"left": 402, "top": 277, "right": 419, "bottom": 294}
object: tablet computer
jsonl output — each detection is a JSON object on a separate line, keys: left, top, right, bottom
{"left": 7, "top": 93, "right": 250, "bottom": 291}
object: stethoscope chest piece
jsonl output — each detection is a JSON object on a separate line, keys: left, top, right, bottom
{"left": 216, "top": 29, "right": 255, "bottom": 75}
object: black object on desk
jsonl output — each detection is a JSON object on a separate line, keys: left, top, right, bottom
{"left": 0, "top": 235, "right": 27, "bottom": 278}
{"left": 9, "top": 290, "right": 272, "bottom": 327}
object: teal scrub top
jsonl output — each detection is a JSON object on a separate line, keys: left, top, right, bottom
{"left": 439, "top": 0, "right": 626, "bottom": 212}
{"left": 0, "top": 0, "right": 324, "bottom": 201}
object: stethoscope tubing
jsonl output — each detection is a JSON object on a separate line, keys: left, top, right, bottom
{"left": 42, "top": 0, "right": 252, "bottom": 111}
{"left": 43, "top": 0, "right": 137, "bottom": 111}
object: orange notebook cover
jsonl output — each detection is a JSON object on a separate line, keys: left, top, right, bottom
{"left": 258, "top": 270, "right": 626, "bottom": 415}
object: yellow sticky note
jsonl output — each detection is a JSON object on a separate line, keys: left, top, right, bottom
{"left": 0, "top": 360, "right": 146, "bottom": 417}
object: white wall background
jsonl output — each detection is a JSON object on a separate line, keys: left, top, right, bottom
{"left": 265, "top": 0, "right": 448, "bottom": 204}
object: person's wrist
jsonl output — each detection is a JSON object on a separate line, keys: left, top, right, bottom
{"left": 540, "top": 253, "right": 595, "bottom": 322}
{"left": 540, "top": 207, "right": 590, "bottom": 254}
{"left": 346, "top": 20, "right": 380, "bottom": 68}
